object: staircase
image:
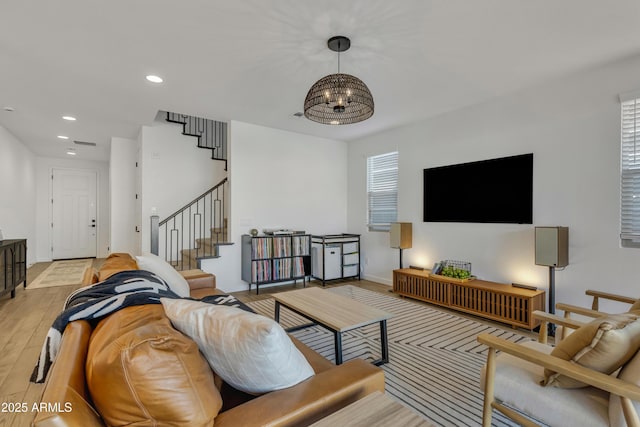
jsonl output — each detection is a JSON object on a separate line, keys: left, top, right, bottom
{"left": 152, "top": 178, "right": 230, "bottom": 270}
{"left": 165, "top": 111, "right": 228, "bottom": 170}
{"left": 150, "top": 111, "right": 231, "bottom": 270}
{"left": 179, "top": 218, "right": 230, "bottom": 269}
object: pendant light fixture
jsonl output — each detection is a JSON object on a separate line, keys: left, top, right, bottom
{"left": 304, "top": 36, "right": 374, "bottom": 125}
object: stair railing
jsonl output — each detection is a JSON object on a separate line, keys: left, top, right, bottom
{"left": 165, "top": 111, "right": 228, "bottom": 169}
{"left": 150, "top": 177, "right": 228, "bottom": 270}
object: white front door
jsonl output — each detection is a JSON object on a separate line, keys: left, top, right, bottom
{"left": 52, "top": 168, "right": 97, "bottom": 259}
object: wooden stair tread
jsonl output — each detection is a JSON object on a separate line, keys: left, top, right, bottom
{"left": 181, "top": 248, "right": 220, "bottom": 259}
{"left": 196, "top": 238, "right": 233, "bottom": 246}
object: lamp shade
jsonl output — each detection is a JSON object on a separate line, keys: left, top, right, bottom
{"left": 390, "top": 222, "right": 412, "bottom": 249}
{"left": 304, "top": 36, "right": 374, "bottom": 125}
{"left": 304, "top": 73, "right": 374, "bottom": 125}
{"left": 535, "top": 226, "right": 568, "bottom": 267}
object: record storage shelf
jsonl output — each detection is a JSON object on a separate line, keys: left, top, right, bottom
{"left": 241, "top": 234, "right": 311, "bottom": 294}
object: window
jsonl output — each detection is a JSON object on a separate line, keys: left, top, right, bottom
{"left": 367, "top": 151, "right": 398, "bottom": 231}
{"left": 620, "top": 95, "right": 640, "bottom": 247}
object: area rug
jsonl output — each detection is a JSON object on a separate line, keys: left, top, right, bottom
{"left": 247, "top": 285, "right": 529, "bottom": 427}
{"left": 27, "top": 259, "right": 93, "bottom": 289}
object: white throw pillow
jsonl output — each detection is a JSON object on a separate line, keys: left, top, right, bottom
{"left": 135, "top": 253, "right": 190, "bottom": 297}
{"left": 160, "top": 298, "right": 315, "bottom": 394}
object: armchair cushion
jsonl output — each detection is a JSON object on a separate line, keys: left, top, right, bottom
{"left": 544, "top": 313, "right": 640, "bottom": 388}
{"left": 482, "top": 340, "right": 609, "bottom": 427}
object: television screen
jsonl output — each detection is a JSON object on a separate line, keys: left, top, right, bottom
{"left": 423, "top": 153, "right": 533, "bottom": 224}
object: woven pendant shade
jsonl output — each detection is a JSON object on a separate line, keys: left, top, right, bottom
{"left": 303, "top": 36, "right": 374, "bottom": 125}
{"left": 304, "top": 73, "right": 374, "bottom": 125}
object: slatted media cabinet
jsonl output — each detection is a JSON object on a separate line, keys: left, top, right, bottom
{"left": 393, "top": 268, "right": 545, "bottom": 330}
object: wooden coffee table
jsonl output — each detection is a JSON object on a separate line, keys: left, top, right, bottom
{"left": 272, "top": 287, "right": 392, "bottom": 365}
{"left": 309, "top": 391, "right": 434, "bottom": 427}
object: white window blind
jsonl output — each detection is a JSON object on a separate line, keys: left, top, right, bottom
{"left": 621, "top": 97, "right": 640, "bottom": 247}
{"left": 367, "top": 151, "right": 398, "bottom": 231}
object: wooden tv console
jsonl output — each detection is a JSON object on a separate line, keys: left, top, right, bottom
{"left": 393, "top": 268, "right": 545, "bottom": 330}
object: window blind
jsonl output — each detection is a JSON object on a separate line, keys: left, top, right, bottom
{"left": 367, "top": 151, "right": 398, "bottom": 231}
{"left": 620, "top": 98, "right": 640, "bottom": 247}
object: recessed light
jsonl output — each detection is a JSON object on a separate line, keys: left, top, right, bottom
{"left": 66, "top": 150, "right": 77, "bottom": 156}
{"left": 57, "top": 135, "right": 69, "bottom": 140}
{"left": 146, "top": 75, "right": 163, "bottom": 83}
{"left": 62, "top": 116, "right": 76, "bottom": 121}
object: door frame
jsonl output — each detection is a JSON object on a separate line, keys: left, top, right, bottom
{"left": 49, "top": 167, "right": 99, "bottom": 260}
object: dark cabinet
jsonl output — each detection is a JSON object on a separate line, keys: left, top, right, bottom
{"left": 1, "top": 239, "right": 27, "bottom": 299}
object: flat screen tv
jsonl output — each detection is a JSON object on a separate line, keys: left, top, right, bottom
{"left": 423, "top": 153, "right": 533, "bottom": 224}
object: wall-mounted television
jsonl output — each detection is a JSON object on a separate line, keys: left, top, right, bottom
{"left": 423, "top": 153, "right": 533, "bottom": 224}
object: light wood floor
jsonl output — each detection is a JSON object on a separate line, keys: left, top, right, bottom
{"left": 0, "top": 259, "right": 104, "bottom": 427}
{"left": 0, "top": 260, "right": 537, "bottom": 427}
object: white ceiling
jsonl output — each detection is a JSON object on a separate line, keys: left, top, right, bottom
{"left": 2, "top": 0, "right": 640, "bottom": 162}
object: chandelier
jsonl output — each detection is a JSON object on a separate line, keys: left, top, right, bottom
{"left": 304, "top": 36, "right": 374, "bottom": 125}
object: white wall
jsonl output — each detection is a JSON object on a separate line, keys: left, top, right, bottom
{"left": 139, "top": 120, "right": 226, "bottom": 253}
{"left": 110, "top": 137, "right": 139, "bottom": 254}
{"left": 348, "top": 54, "right": 640, "bottom": 313}
{"left": 34, "top": 157, "right": 110, "bottom": 261}
{"left": 0, "top": 125, "right": 37, "bottom": 265}
{"left": 201, "top": 121, "right": 348, "bottom": 292}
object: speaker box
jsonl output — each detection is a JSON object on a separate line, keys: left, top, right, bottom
{"left": 535, "top": 226, "right": 568, "bottom": 267}
{"left": 390, "top": 222, "right": 412, "bottom": 249}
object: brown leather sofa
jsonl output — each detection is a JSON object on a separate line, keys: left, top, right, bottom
{"left": 33, "top": 254, "right": 385, "bottom": 427}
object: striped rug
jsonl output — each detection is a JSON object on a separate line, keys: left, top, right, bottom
{"left": 247, "top": 285, "right": 530, "bottom": 427}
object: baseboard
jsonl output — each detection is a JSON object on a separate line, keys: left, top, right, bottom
{"left": 362, "top": 274, "right": 392, "bottom": 286}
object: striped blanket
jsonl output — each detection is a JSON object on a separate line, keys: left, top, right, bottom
{"left": 30, "top": 270, "right": 251, "bottom": 383}
{"left": 30, "top": 270, "right": 177, "bottom": 383}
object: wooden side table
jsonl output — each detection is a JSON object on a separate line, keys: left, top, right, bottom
{"left": 309, "top": 391, "right": 433, "bottom": 427}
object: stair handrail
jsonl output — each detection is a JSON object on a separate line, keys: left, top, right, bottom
{"left": 159, "top": 177, "right": 228, "bottom": 226}
{"left": 150, "top": 177, "right": 228, "bottom": 268}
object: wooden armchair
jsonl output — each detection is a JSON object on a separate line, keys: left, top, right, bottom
{"left": 478, "top": 310, "right": 640, "bottom": 427}
{"left": 555, "top": 290, "right": 638, "bottom": 341}
{"left": 558, "top": 289, "right": 637, "bottom": 317}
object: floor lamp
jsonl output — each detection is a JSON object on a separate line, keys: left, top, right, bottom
{"left": 535, "top": 226, "right": 569, "bottom": 336}
{"left": 390, "top": 223, "right": 412, "bottom": 269}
